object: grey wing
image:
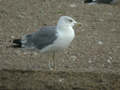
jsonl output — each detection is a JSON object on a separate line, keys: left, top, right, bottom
{"left": 22, "top": 26, "right": 57, "bottom": 49}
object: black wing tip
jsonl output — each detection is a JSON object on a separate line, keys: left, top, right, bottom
{"left": 84, "top": 0, "right": 93, "bottom": 3}
{"left": 12, "top": 39, "right": 22, "bottom": 48}
{"left": 13, "top": 39, "right": 21, "bottom": 43}
{"left": 84, "top": 0, "right": 116, "bottom": 4}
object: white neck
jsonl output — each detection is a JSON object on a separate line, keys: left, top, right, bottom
{"left": 56, "top": 18, "right": 75, "bottom": 38}
{"left": 56, "top": 23, "right": 75, "bottom": 39}
{"left": 57, "top": 21, "right": 73, "bottom": 32}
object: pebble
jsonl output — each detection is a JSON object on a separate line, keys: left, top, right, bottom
{"left": 23, "top": 52, "right": 31, "bottom": 55}
{"left": 70, "top": 55, "right": 77, "bottom": 61}
{"left": 18, "top": 14, "right": 25, "bottom": 18}
{"left": 109, "top": 56, "right": 113, "bottom": 60}
{"left": 70, "top": 4, "right": 77, "bottom": 8}
{"left": 98, "top": 41, "right": 103, "bottom": 45}
{"left": 59, "top": 78, "right": 64, "bottom": 82}
{"left": 99, "top": 18, "right": 104, "bottom": 22}
{"left": 111, "top": 28, "right": 116, "bottom": 32}
{"left": 107, "top": 56, "right": 112, "bottom": 64}
{"left": 16, "top": 50, "right": 21, "bottom": 55}
{"left": 88, "top": 59, "right": 92, "bottom": 63}
{"left": 107, "top": 59, "right": 112, "bottom": 64}
{"left": 11, "top": 36, "right": 15, "bottom": 39}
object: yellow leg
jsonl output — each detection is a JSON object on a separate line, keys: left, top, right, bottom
{"left": 48, "top": 51, "right": 56, "bottom": 71}
{"left": 48, "top": 52, "right": 53, "bottom": 70}
{"left": 52, "top": 51, "right": 56, "bottom": 70}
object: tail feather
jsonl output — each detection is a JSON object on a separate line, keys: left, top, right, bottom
{"left": 12, "top": 39, "right": 22, "bottom": 48}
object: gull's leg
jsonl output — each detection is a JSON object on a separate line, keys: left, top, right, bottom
{"left": 64, "top": 49, "right": 70, "bottom": 60}
{"left": 52, "top": 51, "right": 56, "bottom": 70}
{"left": 48, "top": 51, "right": 56, "bottom": 71}
{"left": 48, "top": 52, "right": 54, "bottom": 70}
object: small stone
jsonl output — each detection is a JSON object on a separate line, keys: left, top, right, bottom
{"left": 109, "top": 56, "right": 113, "bottom": 60}
{"left": 16, "top": 50, "right": 21, "bottom": 55}
{"left": 49, "top": 67, "right": 54, "bottom": 71}
{"left": 70, "top": 55, "right": 77, "bottom": 61}
{"left": 11, "top": 36, "right": 15, "bottom": 39}
{"left": 111, "top": 28, "right": 116, "bottom": 32}
{"left": 59, "top": 78, "right": 64, "bottom": 82}
{"left": 70, "top": 4, "right": 77, "bottom": 8}
{"left": 88, "top": 59, "right": 92, "bottom": 63}
{"left": 18, "top": 14, "right": 25, "bottom": 18}
{"left": 98, "top": 41, "right": 103, "bottom": 45}
{"left": 99, "top": 18, "right": 104, "bottom": 22}
{"left": 107, "top": 59, "right": 112, "bottom": 64}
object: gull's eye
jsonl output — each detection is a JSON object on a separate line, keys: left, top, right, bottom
{"left": 68, "top": 19, "right": 73, "bottom": 22}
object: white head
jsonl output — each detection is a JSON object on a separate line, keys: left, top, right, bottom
{"left": 57, "top": 16, "right": 77, "bottom": 29}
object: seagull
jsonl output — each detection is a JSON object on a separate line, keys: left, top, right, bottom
{"left": 13, "top": 16, "right": 78, "bottom": 70}
{"left": 84, "top": 0, "right": 118, "bottom": 4}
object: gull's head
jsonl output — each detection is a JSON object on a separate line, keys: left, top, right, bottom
{"left": 57, "top": 16, "right": 77, "bottom": 28}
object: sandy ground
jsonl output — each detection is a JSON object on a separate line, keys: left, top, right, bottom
{"left": 0, "top": 0, "right": 120, "bottom": 89}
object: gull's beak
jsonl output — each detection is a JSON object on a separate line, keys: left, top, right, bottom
{"left": 74, "top": 20, "right": 77, "bottom": 24}
{"left": 76, "top": 22, "right": 82, "bottom": 27}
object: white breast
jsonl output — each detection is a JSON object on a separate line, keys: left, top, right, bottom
{"left": 40, "top": 27, "right": 75, "bottom": 52}
{"left": 54, "top": 27, "right": 75, "bottom": 49}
